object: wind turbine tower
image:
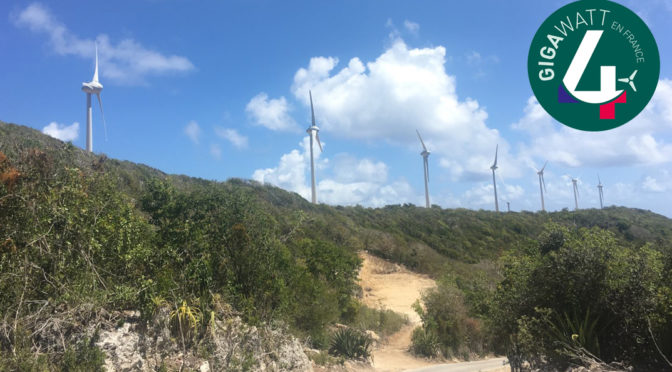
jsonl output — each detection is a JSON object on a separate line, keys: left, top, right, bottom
{"left": 537, "top": 161, "right": 548, "bottom": 211}
{"left": 81, "top": 45, "right": 106, "bottom": 152}
{"left": 491, "top": 145, "right": 499, "bottom": 212}
{"left": 572, "top": 178, "right": 580, "bottom": 211}
{"left": 416, "top": 130, "right": 430, "bottom": 208}
{"left": 307, "top": 91, "right": 323, "bottom": 204}
{"left": 597, "top": 175, "right": 604, "bottom": 209}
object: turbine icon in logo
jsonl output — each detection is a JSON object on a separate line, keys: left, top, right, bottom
{"left": 618, "top": 70, "right": 638, "bottom": 92}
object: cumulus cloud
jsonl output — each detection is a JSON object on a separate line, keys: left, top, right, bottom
{"left": 184, "top": 121, "right": 200, "bottom": 144}
{"left": 214, "top": 127, "right": 248, "bottom": 149}
{"left": 245, "top": 93, "right": 298, "bottom": 131}
{"left": 512, "top": 80, "right": 672, "bottom": 168}
{"left": 14, "top": 3, "right": 194, "bottom": 84}
{"left": 289, "top": 39, "right": 509, "bottom": 181}
{"left": 42, "top": 121, "right": 79, "bottom": 142}
{"left": 252, "top": 137, "right": 418, "bottom": 206}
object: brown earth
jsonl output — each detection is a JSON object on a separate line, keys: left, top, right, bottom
{"left": 355, "top": 252, "right": 438, "bottom": 372}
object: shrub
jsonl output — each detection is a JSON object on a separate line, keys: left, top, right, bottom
{"left": 328, "top": 328, "right": 372, "bottom": 360}
{"left": 351, "top": 304, "right": 408, "bottom": 338}
{"left": 410, "top": 326, "right": 440, "bottom": 358}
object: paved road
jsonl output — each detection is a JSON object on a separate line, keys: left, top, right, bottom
{"left": 405, "top": 357, "right": 509, "bottom": 372}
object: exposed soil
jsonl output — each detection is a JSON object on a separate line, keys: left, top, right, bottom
{"left": 356, "top": 252, "right": 438, "bottom": 372}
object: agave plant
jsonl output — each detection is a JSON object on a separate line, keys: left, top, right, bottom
{"left": 329, "top": 328, "right": 373, "bottom": 360}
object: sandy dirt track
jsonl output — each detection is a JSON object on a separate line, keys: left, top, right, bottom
{"left": 356, "top": 252, "right": 437, "bottom": 372}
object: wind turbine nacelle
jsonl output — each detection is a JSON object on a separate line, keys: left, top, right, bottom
{"left": 82, "top": 81, "right": 103, "bottom": 94}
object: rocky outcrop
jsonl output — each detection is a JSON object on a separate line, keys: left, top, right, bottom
{"left": 96, "top": 309, "right": 312, "bottom": 372}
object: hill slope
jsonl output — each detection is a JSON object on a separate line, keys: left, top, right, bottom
{"left": 2, "top": 120, "right": 672, "bottom": 370}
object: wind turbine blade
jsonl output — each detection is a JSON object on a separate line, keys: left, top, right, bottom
{"left": 541, "top": 161, "right": 548, "bottom": 172}
{"left": 309, "top": 90, "right": 316, "bottom": 126}
{"left": 315, "top": 131, "right": 323, "bottom": 152}
{"left": 96, "top": 93, "right": 108, "bottom": 141}
{"left": 598, "top": 173, "right": 601, "bottom": 185}
{"left": 424, "top": 157, "right": 429, "bottom": 183}
{"left": 416, "top": 130, "right": 427, "bottom": 152}
{"left": 630, "top": 70, "right": 638, "bottom": 80}
{"left": 629, "top": 81, "right": 637, "bottom": 92}
{"left": 618, "top": 78, "right": 629, "bottom": 83}
{"left": 93, "top": 44, "right": 99, "bottom": 83}
{"left": 493, "top": 144, "right": 498, "bottom": 167}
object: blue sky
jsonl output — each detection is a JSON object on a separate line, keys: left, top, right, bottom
{"left": 2, "top": 0, "right": 672, "bottom": 216}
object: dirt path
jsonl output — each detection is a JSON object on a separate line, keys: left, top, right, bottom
{"left": 357, "top": 252, "right": 437, "bottom": 372}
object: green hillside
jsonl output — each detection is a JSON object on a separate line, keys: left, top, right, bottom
{"left": 1, "top": 120, "right": 671, "bottom": 370}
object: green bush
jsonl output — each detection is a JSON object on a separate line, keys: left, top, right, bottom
{"left": 351, "top": 304, "right": 408, "bottom": 338}
{"left": 61, "top": 336, "right": 106, "bottom": 372}
{"left": 414, "top": 277, "right": 489, "bottom": 358}
{"left": 328, "top": 328, "right": 372, "bottom": 360}
{"left": 491, "top": 224, "right": 672, "bottom": 370}
{"left": 410, "top": 326, "right": 440, "bottom": 358}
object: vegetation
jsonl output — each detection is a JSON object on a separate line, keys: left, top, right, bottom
{"left": 328, "top": 328, "right": 372, "bottom": 360}
{"left": 1, "top": 121, "right": 672, "bottom": 369}
{"left": 489, "top": 224, "right": 672, "bottom": 370}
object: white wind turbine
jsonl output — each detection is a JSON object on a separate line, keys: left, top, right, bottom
{"left": 537, "top": 161, "right": 548, "bottom": 211}
{"left": 572, "top": 178, "right": 580, "bottom": 211}
{"left": 307, "top": 90, "right": 323, "bottom": 204}
{"left": 416, "top": 130, "right": 430, "bottom": 208}
{"left": 491, "top": 144, "right": 499, "bottom": 212}
{"left": 597, "top": 175, "right": 604, "bottom": 209}
{"left": 618, "top": 70, "right": 638, "bottom": 92}
{"left": 81, "top": 45, "right": 107, "bottom": 153}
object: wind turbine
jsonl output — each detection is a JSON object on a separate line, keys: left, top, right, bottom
{"left": 597, "top": 175, "right": 604, "bottom": 209}
{"left": 307, "top": 90, "right": 323, "bottom": 204}
{"left": 572, "top": 178, "right": 580, "bottom": 211}
{"left": 416, "top": 130, "right": 430, "bottom": 208}
{"left": 618, "top": 70, "right": 638, "bottom": 92}
{"left": 537, "top": 161, "right": 548, "bottom": 211}
{"left": 506, "top": 201, "right": 511, "bottom": 212}
{"left": 491, "top": 144, "right": 499, "bottom": 212}
{"left": 81, "top": 44, "right": 107, "bottom": 153}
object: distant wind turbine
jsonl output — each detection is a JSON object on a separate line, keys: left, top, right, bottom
{"left": 597, "top": 175, "right": 604, "bottom": 209}
{"left": 572, "top": 178, "right": 580, "bottom": 211}
{"left": 506, "top": 201, "right": 511, "bottom": 212}
{"left": 307, "top": 90, "right": 323, "bottom": 204}
{"left": 416, "top": 130, "right": 430, "bottom": 208}
{"left": 81, "top": 45, "right": 107, "bottom": 152}
{"left": 491, "top": 144, "right": 499, "bottom": 212}
{"left": 537, "top": 161, "right": 548, "bottom": 211}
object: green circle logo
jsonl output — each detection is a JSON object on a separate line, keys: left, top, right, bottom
{"left": 528, "top": 0, "right": 660, "bottom": 131}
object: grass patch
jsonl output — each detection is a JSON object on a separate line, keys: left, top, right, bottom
{"left": 351, "top": 304, "right": 408, "bottom": 337}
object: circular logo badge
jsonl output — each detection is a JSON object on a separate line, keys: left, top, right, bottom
{"left": 528, "top": 0, "right": 660, "bottom": 131}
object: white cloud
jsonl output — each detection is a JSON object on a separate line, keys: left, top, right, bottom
{"left": 253, "top": 137, "right": 418, "bottom": 206}
{"left": 184, "top": 120, "right": 200, "bottom": 144}
{"left": 403, "top": 20, "right": 420, "bottom": 34}
{"left": 642, "top": 176, "right": 665, "bottom": 192}
{"left": 214, "top": 127, "right": 248, "bottom": 149}
{"left": 245, "top": 93, "right": 298, "bottom": 131}
{"left": 42, "top": 121, "right": 79, "bottom": 142}
{"left": 512, "top": 80, "right": 672, "bottom": 168}
{"left": 290, "top": 39, "right": 509, "bottom": 181}
{"left": 210, "top": 144, "right": 222, "bottom": 160}
{"left": 14, "top": 3, "right": 194, "bottom": 84}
